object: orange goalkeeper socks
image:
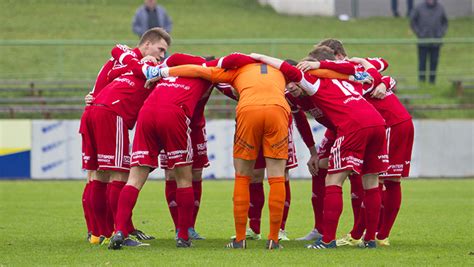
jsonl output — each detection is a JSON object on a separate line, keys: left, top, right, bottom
{"left": 268, "top": 176, "right": 286, "bottom": 242}
{"left": 233, "top": 175, "right": 250, "bottom": 242}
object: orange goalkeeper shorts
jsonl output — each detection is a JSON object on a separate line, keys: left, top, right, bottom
{"left": 234, "top": 105, "right": 289, "bottom": 161}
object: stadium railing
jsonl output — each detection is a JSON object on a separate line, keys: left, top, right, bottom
{"left": 1, "top": 38, "right": 473, "bottom": 118}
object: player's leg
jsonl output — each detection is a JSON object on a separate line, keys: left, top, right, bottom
{"left": 247, "top": 149, "right": 265, "bottom": 240}
{"left": 264, "top": 157, "right": 287, "bottom": 249}
{"left": 228, "top": 157, "right": 255, "bottom": 249}
{"left": 278, "top": 169, "right": 291, "bottom": 241}
{"left": 279, "top": 121, "right": 297, "bottom": 241}
{"left": 226, "top": 106, "right": 264, "bottom": 249}
{"left": 188, "top": 124, "right": 210, "bottom": 240}
{"left": 307, "top": 170, "right": 350, "bottom": 249}
{"left": 80, "top": 109, "right": 103, "bottom": 243}
{"left": 298, "top": 152, "right": 330, "bottom": 240}
{"left": 262, "top": 105, "right": 289, "bottom": 249}
{"left": 376, "top": 120, "right": 414, "bottom": 245}
{"left": 109, "top": 105, "right": 160, "bottom": 249}
{"left": 157, "top": 107, "right": 195, "bottom": 248}
{"left": 189, "top": 168, "right": 205, "bottom": 240}
{"left": 174, "top": 164, "right": 194, "bottom": 248}
{"left": 81, "top": 171, "right": 96, "bottom": 241}
{"left": 164, "top": 168, "right": 179, "bottom": 233}
{"left": 359, "top": 125, "right": 389, "bottom": 248}
{"left": 336, "top": 172, "right": 365, "bottom": 246}
{"left": 109, "top": 166, "right": 151, "bottom": 249}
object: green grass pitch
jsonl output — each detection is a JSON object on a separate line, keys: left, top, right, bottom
{"left": 0, "top": 179, "right": 472, "bottom": 266}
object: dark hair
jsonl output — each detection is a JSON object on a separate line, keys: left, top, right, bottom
{"left": 139, "top": 27, "right": 172, "bottom": 46}
{"left": 284, "top": 59, "right": 298, "bottom": 66}
{"left": 315, "top": 38, "right": 346, "bottom": 57}
{"left": 308, "top": 46, "right": 336, "bottom": 61}
{"left": 203, "top": 55, "right": 216, "bottom": 61}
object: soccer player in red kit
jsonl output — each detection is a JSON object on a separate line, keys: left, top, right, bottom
{"left": 108, "top": 52, "right": 222, "bottom": 249}
{"left": 80, "top": 27, "right": 170, "bottom": 244}
{"left": 161, "top": 82, "right": 234, "bottom": 241}
{"left": 296, "top": 43, "right": 391, "bottom": 242}
{"left": 301, "top": 40, "right": 414, "bottom": 247}
{"left": 250, "top": 48, "right": 388, "bottom": 249}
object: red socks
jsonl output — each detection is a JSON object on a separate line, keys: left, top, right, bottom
{"left": 108, "top": 180, "right": 135, "bottom": 234}
{"left": 322, "top": 185, "right": 343, "bottom": 243}
{"left": 192, "top": 180, "right": 202, "bottom": 228}
{"left": 105, "top": 184, "right": 115, "bottom": 236}
{"left": 90, "top": 180, "right": 112, "bottom": 237}
{"left": 248, "top": 182, "right": 264, "bottom": 234}
{"left": 349, "top": 174, "right": 364, "bottom": 231}
{"left": 280, "top": 181, "right": 291, "bottom": 230}
{"left": 312, "top": 168, "right": 327, "bottom": 233}
{"left": 165, "top": 180, "right": 179, "bottom": 230}
{"left": 176, "top": 187, "right": 194, "bottom": 240}
{"left": 377, "top": 183, "right": 385, "bottom": 232}
{"left": 115, "top": 185, "right": 140, "bottom": 237}
{"left": 82, "top": 182, "right": 98, "bottom": 236}
{"left": 377, "top": 181, "right": 402, "bottom": 240}
{"left": 363, "top": 187, "right": 382, "bottom": 241}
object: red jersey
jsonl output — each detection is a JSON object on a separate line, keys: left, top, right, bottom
{"left": 280, "top": 62, "right": 386, "bottom": 135}
{"left": 144, "top": 76, "right": 213, "bottom": 119}
{"left": 322, "top": 60, "right": 410, "bottom": 127}
{"left": 94, "top": 51, "right": 209, "bottom": 129}
{"left": 365, "top": 76, "right": 412, "bottom": 126}
{"left": 89, "top": 45, "right": 139, "bottom": 97}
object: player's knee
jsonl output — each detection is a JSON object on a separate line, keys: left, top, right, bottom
{"left": 319, "top": 158, "right": 329, "bottom": 169}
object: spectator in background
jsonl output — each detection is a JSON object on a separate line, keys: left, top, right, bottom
{"left": 391, "top": 0, "right": 413, "bottom": 17}
{"left": 410, "top": 0, "right": 448, "bottom": 84}
{"left": 132, "top": 0, "right": 173, "bottom": 37}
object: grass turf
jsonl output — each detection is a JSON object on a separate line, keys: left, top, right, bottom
{"left": 0, "top": 179, "right": 472, "bottom": 266}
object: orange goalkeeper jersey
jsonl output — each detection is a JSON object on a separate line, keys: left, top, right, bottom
{"left": 167, "top": 63, "right": 290, "bottom": 113}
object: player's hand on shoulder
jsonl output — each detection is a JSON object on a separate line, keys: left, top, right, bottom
{"left": 348, "top": 57, "right": 365, "bottom": 64}
{"left": 296, "top": 61, "right": 320, "bottom": 72}
{"left": 354, "top": 71, "right": 374, "bottom": 84}
{"left": 371, "top": 83, "right": 387, "bottom": 99}
{"left": 140, "top": 55, "right": 158, "bottom": 64}
{"left": 145, "top": 76, "right": 161, "bottom": 89}
{"left": 84, "top": 93, "right": 94, "bottom": 105}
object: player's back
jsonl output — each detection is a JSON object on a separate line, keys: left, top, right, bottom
{"left": 313, "top": 78, "right": 386, "bottom": 135}
{"left": 144, "top": 76, "right": 213, "bottom": 119}
{"left": 233, "top": 63, "right": 289, "bottom": 113}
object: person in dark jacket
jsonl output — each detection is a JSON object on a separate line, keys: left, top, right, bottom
{"left": 132, "top": 0, "right": 173, "bottom": 37}
{"left": 410, "top": 0, "right": 448, "bottom": 84}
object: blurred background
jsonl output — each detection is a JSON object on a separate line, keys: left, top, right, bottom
{"left": 0, "top": 0, "right": 472, "bottom": 179}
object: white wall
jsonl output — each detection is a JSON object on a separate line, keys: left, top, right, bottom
{"left": 259, "top": 0, "right": 335, "bottom": 16}
{"left": 27, "top": 119, "right": 473, "bottom": 179}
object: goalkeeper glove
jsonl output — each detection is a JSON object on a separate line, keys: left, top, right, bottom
{"left": 144, "top": 65, "right": 161, "bottom": 80}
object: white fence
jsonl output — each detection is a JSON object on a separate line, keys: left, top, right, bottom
{"left": 0, "top": 119, "right": 472, "bottom": 179}
{"left": 14, "top": 119, "right": 471, "bottom": 179}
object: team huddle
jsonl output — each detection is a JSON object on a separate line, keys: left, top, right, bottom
{"left": 79, "top": 27, "right": 414, "bottom": 250}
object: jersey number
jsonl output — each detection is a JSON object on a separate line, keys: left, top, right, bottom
{"left": 332, "top": 79, "right": 359, "bottom": 96}
{"left": 260, "top": 64, "right": 268, "bottom": 74}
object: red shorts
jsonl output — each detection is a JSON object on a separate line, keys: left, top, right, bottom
{"left": 317, "top": 129, "right": 336, "bottom": 159}
{"left": 328, "top": 126, "right": 388, "bottom": 176}
{"left": 131, "top": 105, "right": 192, "bottom": 169}
{"left": 81, "top": 105, "right": 130, "bottom": 172}
{"left": 380, "top": 120, "right": 414, "bottom": 179}
{"left": 160, "top": 123, "right": 210, "bottom": 170}
{"left": 254, "top": 116, "right": 297, "bottom": 170}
